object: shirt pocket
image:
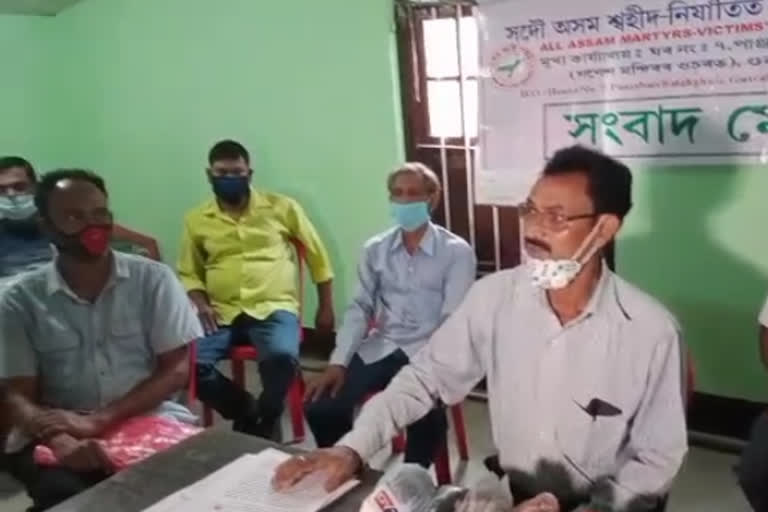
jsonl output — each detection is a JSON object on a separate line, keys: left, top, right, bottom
{"left": 556, "top": 394, "right": 627, "bottom": 482}
{"left": 109, "top": 312, "right": 147, "bottom": 353}
{"left": 36, "top": 324, "right": 81, "bottom": 388}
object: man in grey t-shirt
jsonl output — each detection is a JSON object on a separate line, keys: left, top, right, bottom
{"left": 0, "top": 169, "right": 201, "bottom": 511}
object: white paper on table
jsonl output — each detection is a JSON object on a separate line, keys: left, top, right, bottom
{"left": 142, "top": 448, "right": 360, "bottom": 512}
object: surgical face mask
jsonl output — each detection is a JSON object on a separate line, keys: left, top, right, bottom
{"left": 0, "top": 194, "right": 37, "bottom": 221}
{"left": 210, "top": 175, "right": 250, "bottom": 205}
{"left": 390, "top": 201, "right": 430, "bottom": 232}
{"left": 523, "top": 220, "right": 604, "bottom": 290}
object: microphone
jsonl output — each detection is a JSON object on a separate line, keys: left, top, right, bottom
{"left": 429, "top": 485, "right": 469, "bottom": 512}
{"left": 360, "top": 465, "right": 438, "bottom": 512}
{"left": 453, "top": 477, "right": 513, "bottom": 512}
{"left": 359, "top": 465, "right": 519, "bottom": 512}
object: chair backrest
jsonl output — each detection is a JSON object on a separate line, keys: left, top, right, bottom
{"left": 112, "top": 224, "right": 161, "bottom": 261}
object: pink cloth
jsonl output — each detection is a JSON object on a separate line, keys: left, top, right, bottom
{"left": 33, "top": 416, "right": 202, "bottom": 470}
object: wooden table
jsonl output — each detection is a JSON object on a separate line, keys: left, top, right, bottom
{"left": 49, "top": 429, "right": 380, "bottom": 512}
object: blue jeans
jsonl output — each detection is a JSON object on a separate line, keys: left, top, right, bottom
{"left": 195, "top": 311, "right": 300, "bottom": 437}
{"left": 304, "top": 350, "right": 447, "bottom": 468}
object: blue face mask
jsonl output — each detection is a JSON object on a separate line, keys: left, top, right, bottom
{"left": 390, "top": 201, "right": 430, "bottom": 232}
{"left": 210, "top": 176, "right": 250, "bottom": 204}
{"left": 0, "top": 194, "right": 37, "bottom": 221}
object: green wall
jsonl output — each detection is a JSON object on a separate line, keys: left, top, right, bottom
{"left": 0, "top": 15, "right": 57, "bottom": 166}
{"left": 2, "top": 0, "right": 767, "bottom": 401}
{"left": 48, "top": 0, "right": 405, "bottom": 322}
{"left": 619, "top": 167, "right": 768, "bottom": 401}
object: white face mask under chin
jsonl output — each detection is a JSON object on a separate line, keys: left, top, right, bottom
{"left": 524, "top": 222, "right": 603, "bottom": 290}
{"left": 527, "top": 258, "right": 582, "bottom": 290}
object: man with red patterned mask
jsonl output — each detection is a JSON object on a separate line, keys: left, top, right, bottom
{"left": 37, "top": 169, "right": 113, "bottom": 269}
{"left": 1, "top": 169, "right": 201, "bottom": 510}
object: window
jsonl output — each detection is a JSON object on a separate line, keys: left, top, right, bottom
{"left": 422, "top": 17, "right": 478, "bottom": 139}
{"left": 396, "top": 2, "right": 521, "bottom": 274}
{"left": 395, "top": 2, "right": 616, "bottom": 273}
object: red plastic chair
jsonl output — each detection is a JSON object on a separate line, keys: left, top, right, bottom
{"left": 361, "top": 392, "right": 469, "bottom": 485}
{"left": 111, "top": 224, "right": 162, "bottom": 261}
{"left": 198, "top": 240, "right": 309, "bottom": 443}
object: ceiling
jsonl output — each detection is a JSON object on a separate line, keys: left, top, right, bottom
{"left": 0, "top": 0, "right": 83, "bottom": 15}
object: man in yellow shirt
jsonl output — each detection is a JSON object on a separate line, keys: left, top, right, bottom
{"left": 179, "top": 140, "right": 335, "bottom": 440}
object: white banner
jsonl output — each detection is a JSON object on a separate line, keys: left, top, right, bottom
{"left": 476, "top": 0, "right": 768, "bottom": 205}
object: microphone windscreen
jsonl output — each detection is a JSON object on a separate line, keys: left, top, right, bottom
{"left": 428, "top": 486, "right": 469, "bottom": 512}
{"left": 452, "top": 478, "right": 514, "bottom": 512}
{"left": 360, "top": 464, "right": 437, "bottom": 512}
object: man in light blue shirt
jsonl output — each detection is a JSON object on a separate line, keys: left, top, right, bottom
{"left": 0, "top": 157, "right": 54, "bottom": 294}
{"left": 0, "top": 169, "right": 201, "bottom": 511}
{"left": 304, "top": 163, "right": 476, "bottom": 467}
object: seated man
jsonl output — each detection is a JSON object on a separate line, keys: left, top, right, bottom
{"left": 179, "top": 140, "right": 335, "bottom": 440}
{"left": 274, "top": 146, "right": 688, "bottom": 512}
{"left": 0, "top": 156, "right": 54, "bottom": 292}
{"left": 0, "top": 169, "right": 201, "bottom": 511}
{"left": 304, "top": 163, "right": 476, "bottom": 467}
{"left": 738, "top": 300, "right": 768, "bottom": 512}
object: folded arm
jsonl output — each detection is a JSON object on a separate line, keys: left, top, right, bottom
{"left": 90, "top": 346, "right": 188, "bottom": 430}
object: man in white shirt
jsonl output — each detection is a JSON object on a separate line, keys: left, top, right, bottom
{"left": 273, "top": 146, "right": 688, "bottom": 512}
{"left": 737, "top": 299, "right": 768, "bottom": 512}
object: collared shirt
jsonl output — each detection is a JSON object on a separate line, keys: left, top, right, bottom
{"left": 178, "top": 189, "right": 334, "bottom": 324}
{"left": 0, "top": 229, "right": 53, "bottom": 294}
{"left": 0, "top": 252, "right": 202, "bottom": 452}
{"left": 330, "top": 223, "right": 476, "bottom": 366}
{"left": 340, "top": 266, "right": 688, "bottom": 510}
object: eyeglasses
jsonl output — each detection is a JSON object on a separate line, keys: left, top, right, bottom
{"left": 58, "top": 208, "right": 113, "bottom": 233}
{"left": 517, "top": 202, "right": 596, "bottom": 232}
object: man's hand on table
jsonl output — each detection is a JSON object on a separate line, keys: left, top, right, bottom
{"left": 273, "top": 446, "right": 362, "bottom": 492}
{"left": 49, "top": 433, "right": 115, "bottom": 473}
{"left": 30, "top": 409, "right": 109, "bottom": 440}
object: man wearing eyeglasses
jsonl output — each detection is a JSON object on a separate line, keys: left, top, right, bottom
{"left": 273, "top": 146, "right": 688, "bottom": 512}
{"left": 179, "top": 140, "right": 335, "bottom": 440}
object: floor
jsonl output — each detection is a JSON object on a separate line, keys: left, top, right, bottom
{"left": 0, "top": 365, "right": 754, "bottom": 512}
